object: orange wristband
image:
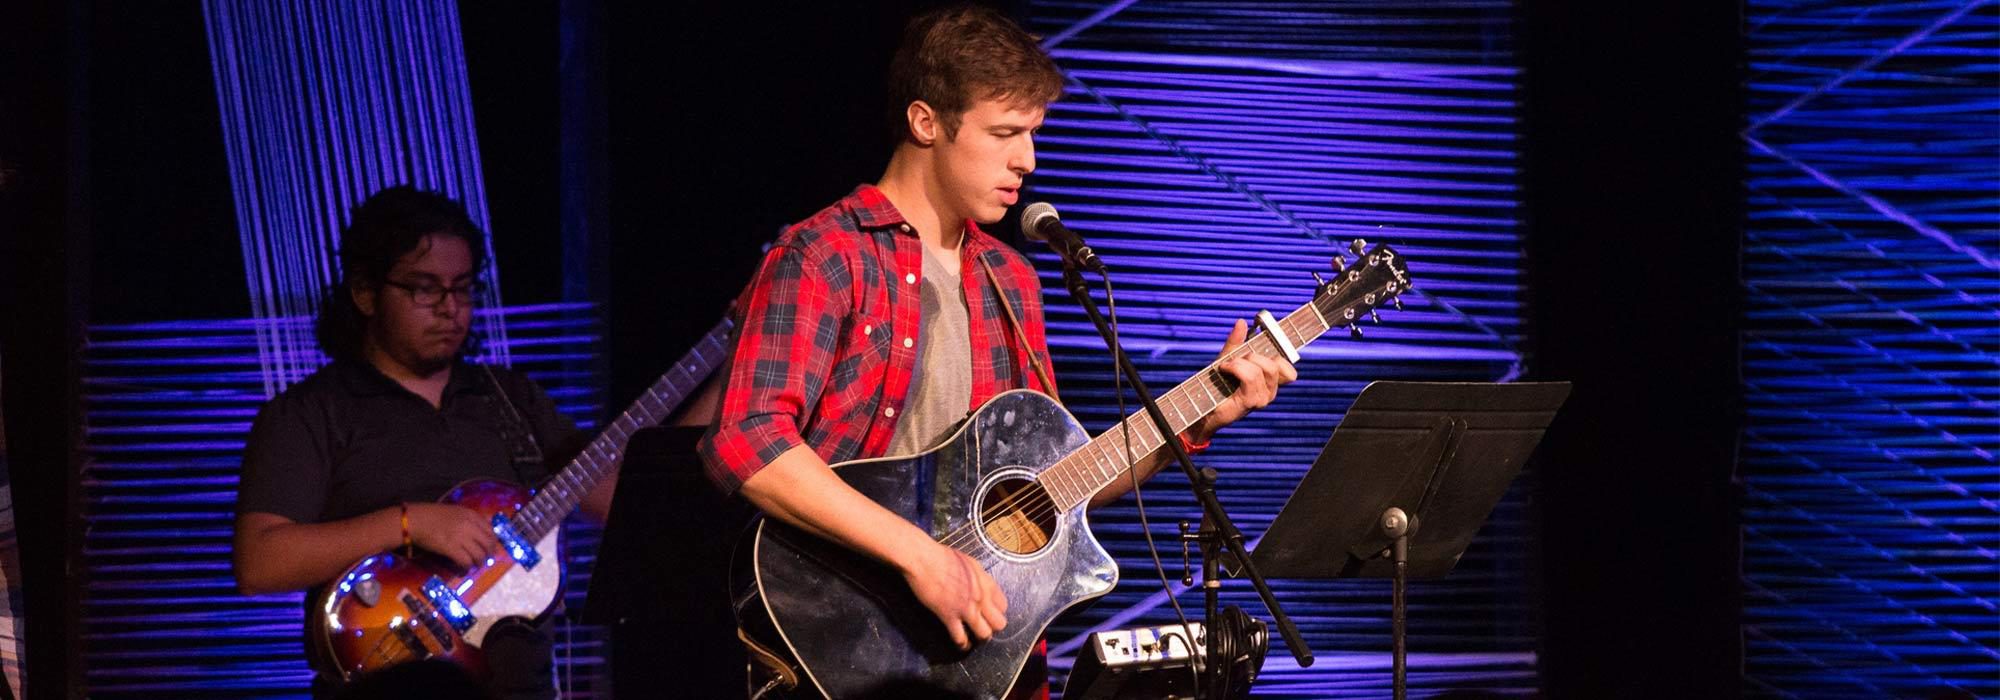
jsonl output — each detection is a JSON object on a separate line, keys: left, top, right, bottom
{"left": 398, "top": 503, "right": 413, "bottom": 558}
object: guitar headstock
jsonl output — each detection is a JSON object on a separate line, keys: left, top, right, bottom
{"left": 1311, "top": 240, "right": 1412, "bottom": 336}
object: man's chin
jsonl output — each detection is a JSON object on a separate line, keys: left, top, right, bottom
{"left": 409, "top": 354, "right": 458, "bottom": 376}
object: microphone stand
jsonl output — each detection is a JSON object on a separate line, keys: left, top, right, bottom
{"left": 1058, "top": 262, "right": 1313, "bottom": 698}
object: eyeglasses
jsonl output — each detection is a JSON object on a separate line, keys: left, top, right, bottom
{"left": 383, "top": 279, "right": 484, "bottom": 308}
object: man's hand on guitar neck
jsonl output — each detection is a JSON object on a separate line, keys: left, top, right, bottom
{"left": 1197, "top": 317, "right": 1298, "bottom": 435}
{"left": 1089, "top": 318, "right": 1298, "bottom": 507}
{"left": 900, "top": 540, "right": 1009, "bottom": 651}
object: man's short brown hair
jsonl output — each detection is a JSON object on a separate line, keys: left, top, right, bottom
{"left": 886, "top": 4, "right": 1065, "bottom": 143}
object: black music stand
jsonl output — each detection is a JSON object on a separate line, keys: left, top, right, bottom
{"left": 584, "top": 425, "right": 754, "bottom": 698}
{"left": 1238, "top": 381, "right": 1570, "bottom": 700}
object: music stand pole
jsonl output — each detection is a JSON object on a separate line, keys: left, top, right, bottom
{"left": 1382, "top": 507, "right": 1412, "bottom": 700}
{"left": 1060, "top": 264, "right": 1315, "bottom": 688}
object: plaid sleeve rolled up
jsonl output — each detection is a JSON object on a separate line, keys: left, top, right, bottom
{"left": 699, "top": 240, "right": 851, "bottom": 494}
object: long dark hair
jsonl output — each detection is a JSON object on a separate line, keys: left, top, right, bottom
{"left": 315, "top": 186, "right": 490, "bottom": 362}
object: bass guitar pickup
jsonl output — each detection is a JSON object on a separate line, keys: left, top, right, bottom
{"left": 492, "top": 513, "right": 541, "bottom": 570}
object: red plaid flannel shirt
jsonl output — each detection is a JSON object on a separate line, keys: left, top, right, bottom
{"left": 700, "top": 185, "right": 1057, "bottom": 494}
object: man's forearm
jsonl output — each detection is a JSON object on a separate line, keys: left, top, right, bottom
{"left": 233, "top": 508, "right": 401, "bottom": 596}
{"left": 737, "top": 444, "right": 939, "bottom": 574}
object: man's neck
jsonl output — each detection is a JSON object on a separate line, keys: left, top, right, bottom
{"left": 877, "top": 149, "right": 964, "bottom": 259}
{"left": 361, "top": 340, "right": 453, "bottom": 408}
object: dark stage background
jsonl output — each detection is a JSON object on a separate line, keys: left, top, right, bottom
{"left": 1, "top": 0, "right": 1992, "bottom": 698}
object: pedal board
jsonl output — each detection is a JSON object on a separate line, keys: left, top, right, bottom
{"left": 1064, "top": 621, "right": 1206, "bottom": 700}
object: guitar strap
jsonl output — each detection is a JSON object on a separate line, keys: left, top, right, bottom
{"left": 478, "top": 364, "right": 546, "bottom": 486}
{"left": 978, "top": 256, "right": 1058, "bottom": 397}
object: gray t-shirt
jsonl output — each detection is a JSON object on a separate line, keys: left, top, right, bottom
{"left": 885, "top": 251, "right": 974, "bottom": 457}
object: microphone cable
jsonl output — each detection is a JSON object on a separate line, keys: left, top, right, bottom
{"left": 1100, "top": 273, "right": 1208, "bottom": 695}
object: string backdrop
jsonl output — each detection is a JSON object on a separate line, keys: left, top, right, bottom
{"left": 77, "top": 308, "right": 609, "bottom": 697}
{"left": 70, "top": 1, "right": 617, "bottom": 696}
{"left": 1024, "top": 2, "right": 1534, "bottom": 696}
{"left": 203, "top": 0, "right": 510, "bottom": 395}
{"left": 1740, "top": 0, "right": 1999, "bottom": 696}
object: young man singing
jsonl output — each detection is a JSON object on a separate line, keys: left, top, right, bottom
{"left": 701, "top": 5, "right": 1296, "bottom": 698}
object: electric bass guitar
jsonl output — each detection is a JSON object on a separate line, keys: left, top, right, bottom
{"left": 307, "top": 316, "right": 734, "bottom": 682}
{"left": 736, "top": 243, "right": 1411, "bottom": 699}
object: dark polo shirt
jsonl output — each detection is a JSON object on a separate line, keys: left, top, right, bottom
{"left": 238, "top": 359, "right": 581, "bottom": 526}
{"left": 240, "top": 360, "right": 584, "bottom": 699}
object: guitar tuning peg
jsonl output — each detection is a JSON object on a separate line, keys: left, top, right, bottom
{"left": 1311, "top": 271, "right": 1327, "bottom": 288}
{"left": 1369, "top": 310, "right": 1380, "bottom": 324}
{"left": 1331, "top": 256, "right": 1347, "bottom": 273}
{"left": 1349, "top": 239, "right": 1368, "bottom": 257}
{"left": 1349, "top": 325, "right": 1364, "bottom": 339}
{"left": 1393, "top": 298, "right": 1403, "bottom": 312}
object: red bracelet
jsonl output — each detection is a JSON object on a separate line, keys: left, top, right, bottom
{"left": 1178, "top": 431, "right": 1213, "bottom": 455}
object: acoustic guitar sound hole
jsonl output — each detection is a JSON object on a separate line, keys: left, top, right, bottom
{"left": 977, "top": 476, "right": 1058, "bottom": 556}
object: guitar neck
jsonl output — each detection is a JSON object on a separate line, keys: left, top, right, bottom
{"left": 513, "top": 317, "right": 733, "bottom": 540}
{"left": 1038, "top": 294, "right": 1353, "bottom": 511}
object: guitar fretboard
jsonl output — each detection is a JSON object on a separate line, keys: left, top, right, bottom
{"left": 512, "top": 317, "right": 734, "bottom": 541}
{"left": 1035, "top": 253, "right": 1404, "bottom": 509}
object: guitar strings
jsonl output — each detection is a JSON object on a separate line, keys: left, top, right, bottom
{"left": 931, "top": 275, "right": 1399, "bottom": 555}
{"left": 1102, "top": 276, "right": 1211, "bottom": 685}
{"left": 511, "top": 325, "right": 729, "bottom": 541}
{"left": 930, "top": 326, "right": 1296, "bottom": 555}
{"left": 931, "top": 361, "right": 1240, "bottom": 554}
{"left": 346, "top": 558, "right": 493, "bottom": 672}
{"left": 338, "top": 330, "right": 738, "bottom": 672}
{"left": 931, "top": 325, "right": 1300, "bottom": 553}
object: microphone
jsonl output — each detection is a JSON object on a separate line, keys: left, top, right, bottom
{"left": 1020, "top": 202, "right": 1106, "bottom": 273}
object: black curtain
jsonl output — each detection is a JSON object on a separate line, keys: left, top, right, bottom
{"left": 1520, "top": 0, "right": 1745, "bottom": 696}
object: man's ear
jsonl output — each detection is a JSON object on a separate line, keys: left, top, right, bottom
{"left": 906, "top": 100, "right": 940, "bottom": 146}
{"left": 351, "top": 282, "right": 377, "bottom": 317}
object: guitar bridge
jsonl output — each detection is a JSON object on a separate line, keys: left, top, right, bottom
{"left": 389, "top": 615, "right": 431, "bottom": 660}
{"left": 399, "top": 592, "right": 456, "bottom": 654}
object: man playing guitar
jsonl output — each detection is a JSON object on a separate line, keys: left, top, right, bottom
{"left": 699, "top": 6, "right": 1296, "bottom": 697}
{"left": 232, "top": 186, "right": 616, "bottom": 699}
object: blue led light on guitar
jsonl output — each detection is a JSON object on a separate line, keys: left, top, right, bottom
{"left": 492, "top": 513, "right": 541, "bottom": 571}
{"left": 421, "top": 577, "right": 476, "bottom": 634}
